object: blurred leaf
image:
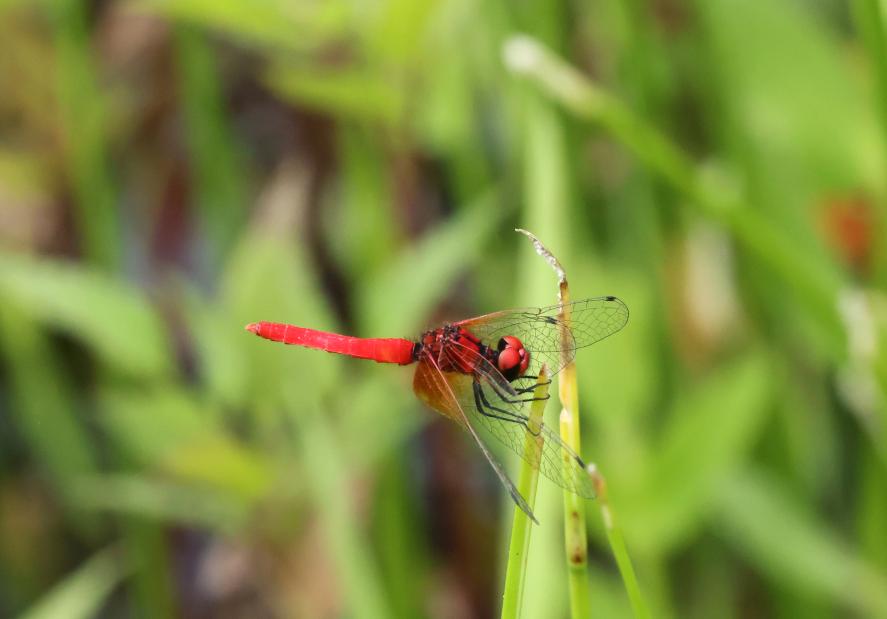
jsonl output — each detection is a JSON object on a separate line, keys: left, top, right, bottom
{"left": 356, "top": 190, "right": 505, "bottom": 336}
{"left": 857, "top": 446, "right": 887, "bottom": 570}
{"left": 0, "top": 253, "right": 172, "bottom": 376}
{"left": 716, "top": 469, "right": 887, "bottom": 617}
{"left": 698, "top": 0, "right": 884, "bottom": 192}
{"left": 0, "top": 303, "right": 97, "bottom": 519}
{"left": 17, "top": 546, "right": 124, "bottom": 619}
{"left": 416, "top": 1, "right": 506, "bottom": 195}
{"left": 372, "top": 455, "right": 427, "bottom": 619}
{"left": 579, "top": 265, "right": 655, "bottom": 423}
{"left": 266, "top": 64, "right": 403, "bottom": 123}
{"left": 49, "top": 0, "right": 119, "bottom": 270}
{"left": 622, "top": 353, "right": 772, "bottom": 553}
{"left": 370, "top": 0, "right": 437, "bottom": 61}
{"left": 175, "top": 26, "right": 249, "bottom": 263}
{"left": 586, "top": 565, "right": 638, "bottom": 619}
{"left": 222, "top": 164, "right": 340, "bottom": 413}
{"left": 72, "top": 475, "right": 248, "bottom": 532}
{"left": 182, "top": 282, "right": 250, "bottom": 411}
{"left": 336, "top": 371, "right": 419, "bottom": 469}
{"left": 777, "top": 368, "right": 840, "bottom": 495}
{"left": 331, "top": 126, "right": 398, "bottom": 280}
{"left": 133, "top": 0, "right": 349, "bottom": 51}
{"left": 100, "top": 386, "right": 273, "bottom": 502}
{"left": 507, "top": 36, "right": 847, "bottom": 354}
{"left": 573, "top": 265, "right": 656, "bottom": 502}
{"left": 298, "top": 407, "right": 391, "bottom": 619}
{"left": 852, "top": 0, "right": 887, "bottom": 167}
{"left": 516, "top": 93, "right": 573, "bottom": 308}
{"left": 165, "top": 433, "right": 273, "bottom": 500}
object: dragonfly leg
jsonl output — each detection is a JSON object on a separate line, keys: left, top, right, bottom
{"left": 473, "top": 381, "right": 529, "bottom": 427}
{"left": 513, "top": 375, "right": 551, "bottom": 384}
{"left": 465, "top": 388, "right": 540, "bottom": 524}
{"left": 486, "top": 378, "right": 550, "bottom": 404}
{"left": 473, "top": 381, "right": 545, "bottom": 438}
{"left": 515, "top": 384, "right": 548, "bottom": 395}
{"left": 510, "top": 375, "right": 553, "bottom": 395}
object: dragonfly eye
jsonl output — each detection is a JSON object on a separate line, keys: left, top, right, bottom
{"left": 497, "top": 336, "right": 529, "bottom": 379}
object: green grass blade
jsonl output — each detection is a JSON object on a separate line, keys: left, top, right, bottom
{"left": 852, "top": 0, "right": 887, "bottom": 158}
{"left": 356, "top": 190, "right": 504, "bottom": 336}
{"left": 502, "top": 365, "right": 551, "bottom": 619}
{"left": 0, "top": 252, "right": 172, "bottom": 377}
{"left": 0, "top": 303, "right": 98, "bottom": 534}
{"left": 175, "top": 25, "right": 249, "bottom": 264}
{"left": 851, "top": 0, "right": 887, "bottom": 283}
{"left": 17, "top": 546, "right": 125, "bottom": 619}
{"left": 559, "top": 381, "right": 591, "bottom": 618}
{"left": 299, "top": 407, "right": 391, "bottom": 619}
{"left": 717, "top": 469, "right": 887, "bottom": 617}
{"left": 516, "top": 229, "right": 594, "bottom": 617}
{"left": 48, "top": 0, "right": 119, "bottom": 270}
{"left": 589, "top": 468, "right": 651, "bottom": 619}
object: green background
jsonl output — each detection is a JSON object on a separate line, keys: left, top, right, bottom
{"left": 1, "top": 0, "right": 886, "bottom": 617}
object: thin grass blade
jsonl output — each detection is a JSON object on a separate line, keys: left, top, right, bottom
{"left": 502, "top": 365, "right": 551, "bottom": 619}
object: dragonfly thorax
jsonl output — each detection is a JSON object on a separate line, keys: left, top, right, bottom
{"left": 413, "top": 326, "right": 530, "bottom": 382}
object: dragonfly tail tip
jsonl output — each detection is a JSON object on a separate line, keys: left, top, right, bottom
{"left": 245, "top": 323, "right": 259, "bottom": 334}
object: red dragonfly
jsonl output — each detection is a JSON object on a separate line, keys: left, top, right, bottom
{"left": 246, "top": 296, "right": 628, "bottom": 522}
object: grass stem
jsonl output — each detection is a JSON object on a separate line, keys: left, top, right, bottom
{"left": 501, "top": 365, "right": 551, "bottom": 619}
{"left": 559, "top": 408, "right": 591, "bottom": 618}
{"left": 516, "top": 229, "right": 593, "bottom": 617}
{"left": 589, "top": 466, "right": 651, "bottom": 619}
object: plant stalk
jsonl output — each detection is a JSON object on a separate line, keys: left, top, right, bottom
{"left": 515, "top": 228, "right": 592, "bottom": 617}
{"left": 502, "top": 365, "right": 551, "bottom": 619}
{"left": 589, "top": 466, "right": 651, "bottom": 619}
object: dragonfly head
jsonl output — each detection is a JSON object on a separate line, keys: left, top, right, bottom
{"left": 497, "top": 336, "right": 530, "bottom": 381}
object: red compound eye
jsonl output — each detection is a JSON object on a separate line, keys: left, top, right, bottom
{"left": 518, "top": 347, "right": 530, "bottom": 374}
{"left": 498, "top": 347, "right": 521, "bottom": 372}
{"left": 497, "top": 336, "right": 530, "bottom": 379}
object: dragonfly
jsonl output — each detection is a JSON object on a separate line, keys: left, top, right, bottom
{"left": 246, "top": 296, "right": 628, "bottom": 523}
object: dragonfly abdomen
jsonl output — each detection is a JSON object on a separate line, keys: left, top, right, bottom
{"left": 246, "top": 322, "right": 415, "bottom": 365}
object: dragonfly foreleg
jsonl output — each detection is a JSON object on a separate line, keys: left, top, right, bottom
{"left": 514, "top": 384, "right": 548, "bottom": 395}
{"left": 486, "top": 377, "right": 550, "bottom": 405}
{"left": 473, "top": 381, "right": 529, "bottom": 426}
{"left": 512, "top": 375, "right": 551, "bottom": 384}
{"left": 510, "top": 375, "right": 553, "bottom": 395}
{"left": 473, "top": 381, "right": 545, "bottom": 438}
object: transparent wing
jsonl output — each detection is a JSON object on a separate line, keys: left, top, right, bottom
{"left": 454, "top": 296, "right": 629, "bottom": 377}
{"left": 413, "top": 356, "right": 539, "bottom": 523}
{"left": 439, "top": 341, "right": 596, "bottom": 499}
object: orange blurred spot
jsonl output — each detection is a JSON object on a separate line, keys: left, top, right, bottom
{"left": 819, "top": 196, "right": 875, "bottom": 276}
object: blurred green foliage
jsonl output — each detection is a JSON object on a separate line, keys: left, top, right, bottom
{"left": 1, "top": 0, "right": 886, "bottom": 617}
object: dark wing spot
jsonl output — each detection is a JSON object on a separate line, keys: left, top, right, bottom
{"left": 606, "top": 295, "right": 616, "bottom": 301}
{"left": 543, "top": 316, "right": 558, "bottom": 324}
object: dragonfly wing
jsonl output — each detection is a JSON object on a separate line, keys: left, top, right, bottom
{"left": 441, "top": 343, "right": 596, "bottom": 499}
{"left": 454, "top": 296, "right": 629, "bottom": 377}
{"left": 413, "top": 357, "right": 538, "bottom": 523}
